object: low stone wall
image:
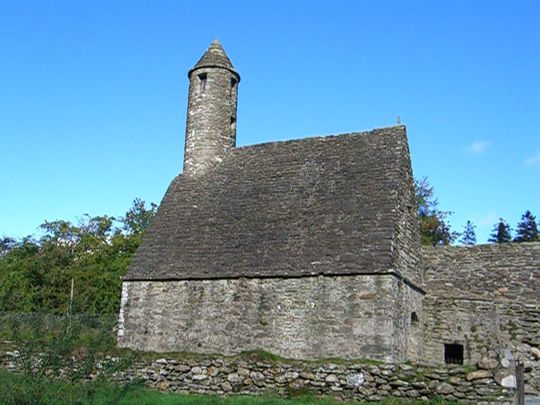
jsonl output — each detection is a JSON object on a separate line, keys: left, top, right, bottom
{"left": 1, "top": 350, "right": 517, "bottom": 404}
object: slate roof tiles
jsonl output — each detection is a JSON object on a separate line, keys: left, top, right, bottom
{"left": 125, "top": 125, "right": 411, "bottom": 281}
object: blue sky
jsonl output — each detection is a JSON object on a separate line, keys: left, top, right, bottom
{"left": 1, "top": 0, "right": 539, "bottom": 243}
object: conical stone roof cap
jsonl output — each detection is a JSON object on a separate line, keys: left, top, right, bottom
{"left": 188, "top": 40, "right": 240, "bottom": 80}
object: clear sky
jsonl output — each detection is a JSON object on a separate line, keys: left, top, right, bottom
{"left": 1, "top": 0, "right": 539, "bottom": 243}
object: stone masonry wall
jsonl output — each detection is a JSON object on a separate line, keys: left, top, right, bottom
{"left": 392, "top": 127, "right": 423, "bottom": 289}
{"left": 118, "top": 274, "right": 422, "bottom": 362}
{"left": 1, "top": 350, "right": 517, "bottom": 404}
{"left": 395, "top": 276, "right": 424, "bottom": 362}
{"left": 422, "top": 243, "right": 540, "bottom": 394}
{"left": 183, "top": 63, "right": 239, "bottom": 176}
{"left": 423, "top": 243, "right": 540, "bottom": 302}
{"left": 423, "top": 296, "right": 540, "bottom": 394}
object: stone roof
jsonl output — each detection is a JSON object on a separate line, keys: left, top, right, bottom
{"left": 188, "top": 40, "right": 239, "bottom": 79}
{"left": 423, "top": 243, "right": 540, "bottom": 302}
{"left": 124, "top": 125, "right": 416, "bottom": 281}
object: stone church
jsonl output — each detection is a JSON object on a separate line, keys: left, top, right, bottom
{"left": 118, "top": 41, "right": 539, "bottom": 390}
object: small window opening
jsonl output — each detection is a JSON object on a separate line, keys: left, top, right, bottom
{"left": 230, "top": 77, "right": 237, "bottom": 97}
{"left": 230, "top": 116, "right": 236, "bottom": 130}
{"left": 444, "top": 343, "right": 464, "bottom": 365}
{"left": 411, "top": 312, "right": 419, "bottom": 325}
{"left": 198, "top": 73, "right": 207, "bottom": 92}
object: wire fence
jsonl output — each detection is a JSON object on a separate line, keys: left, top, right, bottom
{"left": 0, "top": 311, "right": 118, "bottom": 350}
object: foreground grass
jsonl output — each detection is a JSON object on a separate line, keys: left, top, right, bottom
{"left": 0, "top": 370, "right": 462, "bottom": 405}
{"left": 108, "top": 392, "right": 461, "bottom": 405}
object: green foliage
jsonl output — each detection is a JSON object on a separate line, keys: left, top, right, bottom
{"left": 123, "top": 197, "right": 158, "bottom": 236}
{"left": 0, "top": 236, "right": 17, "bottom": 257}
{"left": 415, "top": 177, "right": 458, "bottom": 246}
{"left": 488, "top": 218, "right": 512, "bottom": 243}
{"left": 0, "top": 312, "right": 136, "bottom": 405}
{"left": 0, "top": 199, "right": 156, "bottom": 315}
{"left": 514, "top": 210, "right": 539, "bottom": 242}
{"left": 0, "top": 371, "right": 140, "bottom": 405}
{"left": 459, "top": 221, "right": 476, "bottom": 245}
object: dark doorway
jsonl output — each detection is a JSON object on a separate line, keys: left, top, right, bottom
{"left": 444, "top": 343, "right": 464, "bottom": 364}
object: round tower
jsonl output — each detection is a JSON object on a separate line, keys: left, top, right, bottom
{"left": 183, "top": 40, "right": 240, "bottom": 176}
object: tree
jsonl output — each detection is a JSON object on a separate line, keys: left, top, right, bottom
{"left": 415, "top": 177, "right": 458, "bottom": 246}
{"left": 122, "top": 198, "right": 158, "bottom": 235}
{"left": 514, "top": 210, "right": 539, "bottom": 242}
{"left": 0, "top": 198, "right": 156, "bottom": 315}
{"left": 488, "top": 218, "right": 512, "bottom": 243}
{"left": 0, "top": 236, "right": 17, "bottom": 256}
{"left": 460, "top": 221, "right": 476, "bottom": 245}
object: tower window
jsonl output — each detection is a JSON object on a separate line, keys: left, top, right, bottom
{"left": 444, "top": 343, "right": 464, "bottom": 364}
{"left": 411, "top": 312, "right": 419, "bottom": 325}
{"left": 230, "top": 77, "right": 237, "bottom": 97}
{"left": 198, "top": 73, "right": 207, "bottom": 92}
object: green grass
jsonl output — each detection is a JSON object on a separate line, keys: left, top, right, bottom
{"left": 0, "top": 369, "right": 463, "bottom": 405}
{"left": 110, "top": 392, "right": 460, "bottom": 405}
{"left": 117, "top": 348, "right": 386, "bottom": 368}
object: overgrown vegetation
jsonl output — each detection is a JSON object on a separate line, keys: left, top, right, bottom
{"left": 0, "top": 198, "right": 156, "bottom": 315}
{"left": 0, "top": 370, "right": 137, "bottom": 405}
{"left": 0, "top": 312, "right": 137, "bottom": 404}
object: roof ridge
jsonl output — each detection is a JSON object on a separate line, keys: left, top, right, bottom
{"left": 233, "top": 125, "right": 407, "bottom": 152}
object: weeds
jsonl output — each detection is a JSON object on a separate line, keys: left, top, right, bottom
{"left": 0, "top": 312, "right": 137, "bottom": 404}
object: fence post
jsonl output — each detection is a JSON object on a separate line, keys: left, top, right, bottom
{"left": 67, "top": 278, "right": 74, "bottom": 333}
{"left": 516, "top": 359, "right": 525, "bottom": 405}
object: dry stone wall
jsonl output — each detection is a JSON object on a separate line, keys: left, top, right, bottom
{"left": 0, "top": 350, "right": 517, "bottom": 404}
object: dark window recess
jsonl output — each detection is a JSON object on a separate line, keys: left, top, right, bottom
{"left": 230, "top": 77, "right": 237, "bottom": 97}
{"left": 198, "top": 73, "right": 207, "bottom": 92}
{"left": 444, "top": 343, "right": 464, "bottom": 364}
{"left": 411, "top": 312, "right": 419, "bottom": 325}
